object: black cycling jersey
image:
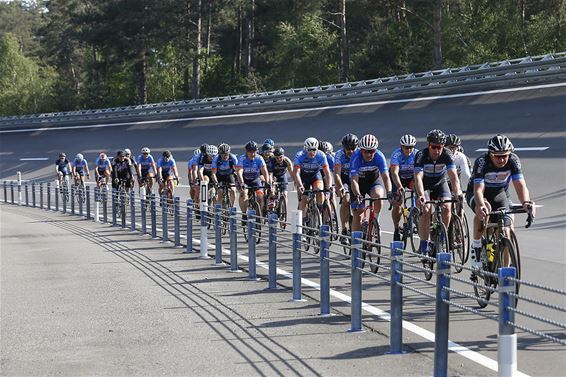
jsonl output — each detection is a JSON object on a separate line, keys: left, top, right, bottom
{"left": 55, "top": 158, "right": 71, "bottom": 175}
{"left": 467, "top": 153, "right": 523, "bottom": 196}
{"left": 414, "top": 148, "right": 456, "bottom": 189}
{"left": 198, "top": 154, "right": 214, "bottom": 174}
{"left": 267, "top": 156, "right": 289, "bottom": 178}
{"left": 112, "top": 159, "right": 135, "bottom": 180}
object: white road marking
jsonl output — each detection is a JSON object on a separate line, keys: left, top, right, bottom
{"left": 19, "top": 158, "right": 49, "bottom": 161}
{"left": 1, "top": 82, "right": 565, "bottom": 134}
{"left": 475, "top": 147, "right": 549, "bottom": 152}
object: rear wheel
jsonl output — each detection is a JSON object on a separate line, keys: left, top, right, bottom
{"left": 277, "top": 197, "right": 287, "bottom": 229}
{"left": 252, "top": 200, "right": 262, "bottom": 245}
{"left": 307, "top": 205, "right": 322, "bottom": 253}
{"left": 449, "top": 215, "right": 466, "bottom": 273}
{"left": 499, "top": 237, "right": 520, "bottom": 307}
{"left": 462, "top": 212, "right": 471, "bottom": 263}
{"left": 409, "top": 208, "right": 421, "bottom": 254}
{"left": 367, "top": 218, "right": 382, "bottom": 273}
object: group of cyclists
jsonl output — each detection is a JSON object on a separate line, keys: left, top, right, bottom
{"left": 55, "top": 130, "right": 535, "bottom": 273}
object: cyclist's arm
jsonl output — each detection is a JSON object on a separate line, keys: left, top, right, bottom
{"left": 85, "top": 163, "right": 90, "bottom": 178}
{"left": 172, "top": 166, "right": 179, "bottom": 181}
{"left": 322, "top": 164, "right": 332, "bottom": 189}
{"left": 382, "top": 171, "right": 392, "bottom": 194}
{"left": 211, "top": 170, "right": 219, "bottom": 185}
{"left": 285, "top": 157, "right": 293, "bottom": 176}
{"left": 414, "top": 171, "right": 425, "bottom": 201}
{"left": 235, "top": 167, "right": 244, "bottom": 186}
{"left": 350, "top": 175, "right": 361, "bottom": 199}
{"left": 292, "top": 165, "right": 303, "bottom": 191}
{"left": 447, "top": 168, "right": 462, "bottom": 197}
{"left": 198, "top": 166, "right": 204, "bottom": 181}
{"left": 459, "top": 155, "right": 471, "bottom": 189}
{"left": 260, "top": 165, "right": 271, "bottom": 186}
{"left": 334, "top": 164, "right": 344, "bottom": 191}
{"left": 473, "top": 182, "right": 488, "bottom": 218}
{"left": 390, "top": 165, "right": 403, "bottom": 190}
{"left": 512, "top": 179, "right": 534, "bottom": 215}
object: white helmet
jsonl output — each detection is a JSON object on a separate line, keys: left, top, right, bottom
{"left": 141, "top": 147, "right": 150, "bottom": 154}
{"left": 75, "top": 153, "right": 84, "bottom": 161}
{"left": 399, "top": 134, "right": 416, "bottom": 147}
{"left": 124, "top": 148, "right": 131, "bottom": 155}
{"left": 359, "top": 134, "right": 379, "bottom": 150}
{"left": 194, "top": 149, "right": 201, "bottom": 156}
{"left": 206, "top": 145, "right": 218, "bottom": 156}
{"left": 304, "top": 137, "right": 319, "bottom": 151}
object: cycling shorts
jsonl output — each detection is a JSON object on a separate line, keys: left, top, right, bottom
{"left": 274, "top": 176, "right": 288, "bottom": 192}
{"left": 358, "top": 177, "right": 384, "bottom": 197}
{"left": 466, "top": 189, "right": 510, "bottom": 213}
{"left": 425, "top": 180, "right": 451, "bottom": 200}
{"left": 218, "top": 174, "right": 236, "bottom": 185}
{"left": 392, "top": 178, "right": 414, "bottom": 193}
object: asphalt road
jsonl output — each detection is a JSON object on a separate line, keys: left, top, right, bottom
{"left": 0, "top": 82, "right": 565, "bottom": 376}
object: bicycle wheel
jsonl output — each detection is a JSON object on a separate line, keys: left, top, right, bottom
{"left": 330, "top": 202, "right": 340, "bottom": 241}
{"left": 360, "top": 222, "right": 369, "bottom": 269}
{"left": 367, "top": 218, "right": 382, "bottom": 274}
{"left": 277, "top": 198, "right": 287, "bottom": 229}
{"left": 499, "top": 237, "right": 521, "bottom": 307}
{"left": 206, "top": 194, "right": 214, "bottom": 229}
{"left": 308, "top": 205, "right": 322, "bottom": 253}
{"left": 252, "top": 200, "right": 262, "bottom": 245}
{"left": 449, "top": 215, "right": 466, "bottom": 273}
{"left": 221, "top": 192, "right": 230, "bottom": 235}
{"left": 473, "top": 239, "right": 498, "bottom": 308}
{"left": 409, "top": 208, "right": 421, "bottom": 254}
{"left": 462, "top": 212, "right": 471, "bottom": 263}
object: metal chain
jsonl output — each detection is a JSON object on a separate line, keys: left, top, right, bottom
{"left": 508, "top": 307, "right": 566, "bottom": 330}
{"left": 507, "top": 292, "right": 566, "bottom": 312}
{"left": 507, "top": 321, "right": 566, "bottom": 345}
{"left": 508, "top": 277, "right": 566, "bottom": 295}
{"left": 444, "top": 286, "right": 499, "bottom": 308}
{"left": 442, "top": 299, "right": 498, "bottom": 321}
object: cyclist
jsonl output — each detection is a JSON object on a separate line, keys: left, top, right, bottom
{"left": 157, "top": 150, "right": 179, "bottom": 199}
{"left": 236, "top": 141, "right": 271, "bottom": 214}
{"left": 390, "top": 134, "right": 418, "bottom": 241}
{"left": 71, "top": 153, "right": 90, "bottom": 191}
{"left": 189, "top": 149, "right": 202, "bottom": 204}
{"left": 211, "top": 143, "right": 238, "bottom": 206}
{"left": 466, "top": 134, "right": 535, "bottom": 270}
{"left": 334, "top": 133, "right": 359, "bottom": 239}
{"left": 136, "top": 147, "right": 157, "bottom": 195}
{"left": 414, "top": 129, "right": 462, "bottom": 256}
{"left": 349, "top": 134, "right": 391, "bottom": 232}
{"left": 267, "top": 146, "right": 293, "bottom": 212}
{"left": 293, "top": 137, "right": 332, "bottom": 221}
{"left": 124, "top": 148, "right": 138, "bottom": 188}
{"left": 95, "top": 152, "right": 112, "bottom": 190}
{"left": 55, "top": 153, "right": 72, "bottom": 192}
{"left": 264, "top": 138, "right": 275, "bottom": 147}
{"left": 198, "top": 144, "right": 217, "bottom": 188}
{"left": 445, "top": 134, "right": 471, "bottom": 191}
{"left": 260, "top": 143, "right": 274, "bottom": 164}
{"left": 111, "top": 150, "right": 135, "bottom": 193}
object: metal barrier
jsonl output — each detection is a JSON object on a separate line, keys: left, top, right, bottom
{"left": 2, "top": 181, "right": 565, "bottom": 377}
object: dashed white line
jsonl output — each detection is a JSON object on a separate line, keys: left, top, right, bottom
{"left": 19, "top": 158, "right": 49, "bottom": 161}
{"left": 475, "top": 147, "right": 549, "bottom": 152}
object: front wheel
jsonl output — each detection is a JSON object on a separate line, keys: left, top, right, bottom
{"left": 306, "top": 205, "right": 322, "bottom": 253}
{"left": 367, "top": 218, "right": 382, "bottom": 274}
{"left": 449, "top": 215, "right": 466, "bottom": 273}
{"left": 409, "top": 208, "right": 421, "bottom": 254}
{"left": 277, "top": 197, "right": 287, "bottom": 229}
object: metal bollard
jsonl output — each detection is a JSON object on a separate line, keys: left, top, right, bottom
{"left": 3, "top": 181, "right": 6, "bottom": 203}
{"left": 291, "top": 210, "right": 305, "bottom": 301}
{"left": 247, "top": 209, "right": 258, "bottom": 280}
{"left": 62, "top": 184, "right": 67, "bottom": 214}
{"left": 229, "top": 207, "right": 239, "bottom": 271}
{"left": 349, "top": 231, "right": 364, "bottom": 332}
{"left": 120, "top": 191, "right": 126, "bottom": 228}
{"left": 25, "top": 183, "right": 29, "bottom": 206}
{"left": 17, "top": 172, "right": 21, "bottom": 206}
{"left": 54, "top": 182, "right": 59, "bottom": 211}
{"left": 268, "top": 213, "right": 278, "bottom": 289}
{"left": 10, "top": 182, "right": 14, "bottom": 204}
{"left": 102, "top": 188, "right": 108, "bottom": 223}
{"left": 47, "top": 182, "right": 51, "bottom": 210}
{"left": 174, "top": 197, "right": 181, "bottom": 247}
{"left": 498, "top": 267, "right": 517, "bottom": 377}
{"left": 162, "top": 195, "right": 168, "bottom": 242}
{"left": 151, "top": 194, "right": 157, "bottom": 239}
{"left": 320, "top": 225, "right": 331, "bottom": 315}
{"left": 433, "top": 252, "right": 452, "bottom": 377}
{"left": 186, "top": 199, "right": 193, "bottom": 252}
{"left": 130, "top": 191, "right": 136, "bottom": 232}
{"left": 40, "top": 182, "right": 44, "bottom": 209}
{"left": 199, "top": 202, "right": 209, "bottom": 258}
{"left": 141, "top": 195, "right": 147, "bottom": 235}
{"left": 214, "top": 204, "right": 223, "bottom": 264}
{"left": 70, "top": 185, "right": 75, "bottom": 214}
{"left": 32, "top": 181, "right": 36, "bottom": 208}
{"left": 111, "top": 189, "right": 117, "bottom": 226}
{"left": 389, "top": 241, "right": 404, "bottom": 353}
{"left": 94, "top": 187, "right": 100, "bottom": 222}
{"left": 78, "top": 186, "right": 84, "bottom": 218}
{"left": 86, "top": 186, "right": 91, "bottom": 220}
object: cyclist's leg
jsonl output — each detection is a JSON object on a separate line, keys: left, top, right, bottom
{"left": 370, "top": 178, "right": 385, "bottom": 217}
{"left": 340, "top": 183, "right": 351, "bottom": 231}
{"left": 418, "top": 189, "right": 432, "bottom": 251}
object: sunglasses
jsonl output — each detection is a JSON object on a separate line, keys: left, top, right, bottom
{"left": 362, "top": 149, "right": 376, "bottom": 154}
{"left": 492, "top": 153, "right": 510, "bottom": 160}
{"left": 429, "top": 144, "right": 443, "bottom": 151}
{"left": 307, "top": 148, "right": 317, "bottom": 152}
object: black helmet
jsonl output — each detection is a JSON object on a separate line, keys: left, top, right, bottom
{"left": 163, "top": 150, "right": 172, "bottom": 158}
{"left": 487, "top": 134, "right": 514, "bottom": 153}
{"left": 427, "top": 129, "right": 447, "bottom": 144}
{"left": 245, "top": 141, "right": 258, "bottom": 152}
{"left": 116, "top": 150, "right": 125, "bottom": 157}
{"left": 261, "top": 143, "right": 273, "bottom": 153}
{"left": 319, "top": 141, "right": 333, "bottom": 154}
{"left": 341, "top": 133, "right": 359, "bottom": 150}
{"left": 199, "top": 144, "right": 208, "bottom": 154}
{"left": 273, "top": 147, "right": 285, "bottom": 157}
{"left": 446, "top": 134, "right": 461, "bottom": 147}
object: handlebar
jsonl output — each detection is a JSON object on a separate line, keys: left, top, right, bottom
{"left": 489, "top": 204, "right": 534, "bottom": 229}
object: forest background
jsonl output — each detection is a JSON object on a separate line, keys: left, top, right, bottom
{"left": 0, "top": 0, "right": 564, "bottom": 116}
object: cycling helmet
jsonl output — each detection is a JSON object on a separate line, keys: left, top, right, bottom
{"left": 263, "top": 138, "right": 275, "bottom": 146}
{"left": 75, "top": 153, "right": 84, "bottom": 161}
{"left": 116, "top": 150, "right": 125, "bottom": 157}
{"left": 193, "top": 149, "right": 201, "bottom": 156}
{"left": 199, "top": 144, "right": 208, "bottom": 154}
{"left": 124, "top": 148, "right": 131, "bottom": 155}
{"left": 487, "top": 134, "right": 514, "bottom": 153}
{"left": 59, "top": 152, "right": 66, "bottom": 158}
{"left": 400, "top": 134, "right": 417, "bottom": 147}
{"left": 304, "top": 137, "right": 319, "bottom": 151}
{"left": 320, "top": 141, "right": 333, "bottom": 154}
{"left": 446, "top": 134, "right": 461, "bottom": 147}
{"left": 359, "top": 134, "right": 379, "bottom": 150}
{"left": 341, "top": 133, "right": 359, "bottom": 150}
{"left": 205, "top": 145, "right": 217, "bottom": 155}
{"left": 261, "top": 143, "right": 274, "bottom": 153}
{"left": 141, "top": 147, "right": 150, "bottom": 154}
{"left": 426, "top": 129, "right": 447, "bottom": 144}
{"left": 245, "top": 141, "right": 258, "bottom": 152}
{"left": 273, "top": 147, "right": 285, "bottom": 157}
{"left": 218, "top": 143, "right": 231, "bottom": 154}
{"left": 99, "top": 153, "right": 107, "bottom": 160}
{"left": 163, "top": 150, "right": 172, "bottom": 158}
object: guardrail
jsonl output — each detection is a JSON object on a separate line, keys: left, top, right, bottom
{"left": 1, "top": 53, "right": 565, "bottom": 129}
{"left": 2, "top": 177, "right": 565, "bottom": 377}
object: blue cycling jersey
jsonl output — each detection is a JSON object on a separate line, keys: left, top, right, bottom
{"left": 326, "top": 154, "right": 335, "bottom": 173}
{"left": 212, "top": 154, "right": 238, "bottom": 177}
{"left": 349, "top": 149, "right": 388, "bottom": 180}
{"left": 157, "top": 157, "right": 176, "bottom": 173}
{"left": 390, "top": 147, "right": 418, "bottom": 180}
{"left": 293, "top": 150, "right": 328, "bottom": 177}
{"left": 72, "top": 159, "right": 88, "bottom": 172}
{"left": 55, "top": 158, "right": 71, "bottom": 174}
{"left": 236, "top": 154, "right": 265, "bottom": 181}
{"left": 187, "top": 155, "right": 199, "bottom": 169}
{"left": 95, "top": 158, "right": 111, "bottom": 170}
{"left": 334, "top": 148, "right": 354, "bottom": 177}
{"left": 136, "top": 154, "right": 155, "bottom": 170}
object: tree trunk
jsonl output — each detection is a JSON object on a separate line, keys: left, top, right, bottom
{"left": 136, "top": 51, "right": 147, "bottom": 104}
{"left": 243, "top": 0, "right": 254, "bottom": 77}
{"left": 236, "top": 5, "right": 242, "bottom": 76}
{"left": 204, "top": 0, "right": 212, "bottom": 77}
{"left": 339, "top": 0, "right": 348, "bottom": 82}
{"left": 192, "top": 0, "right": 202, "bottom": 99}
{"left": 183, "top": 0, "right": 191, "bottom": 99}
{"left": 432, "top": 0, "right": 443, "bottom": 70}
